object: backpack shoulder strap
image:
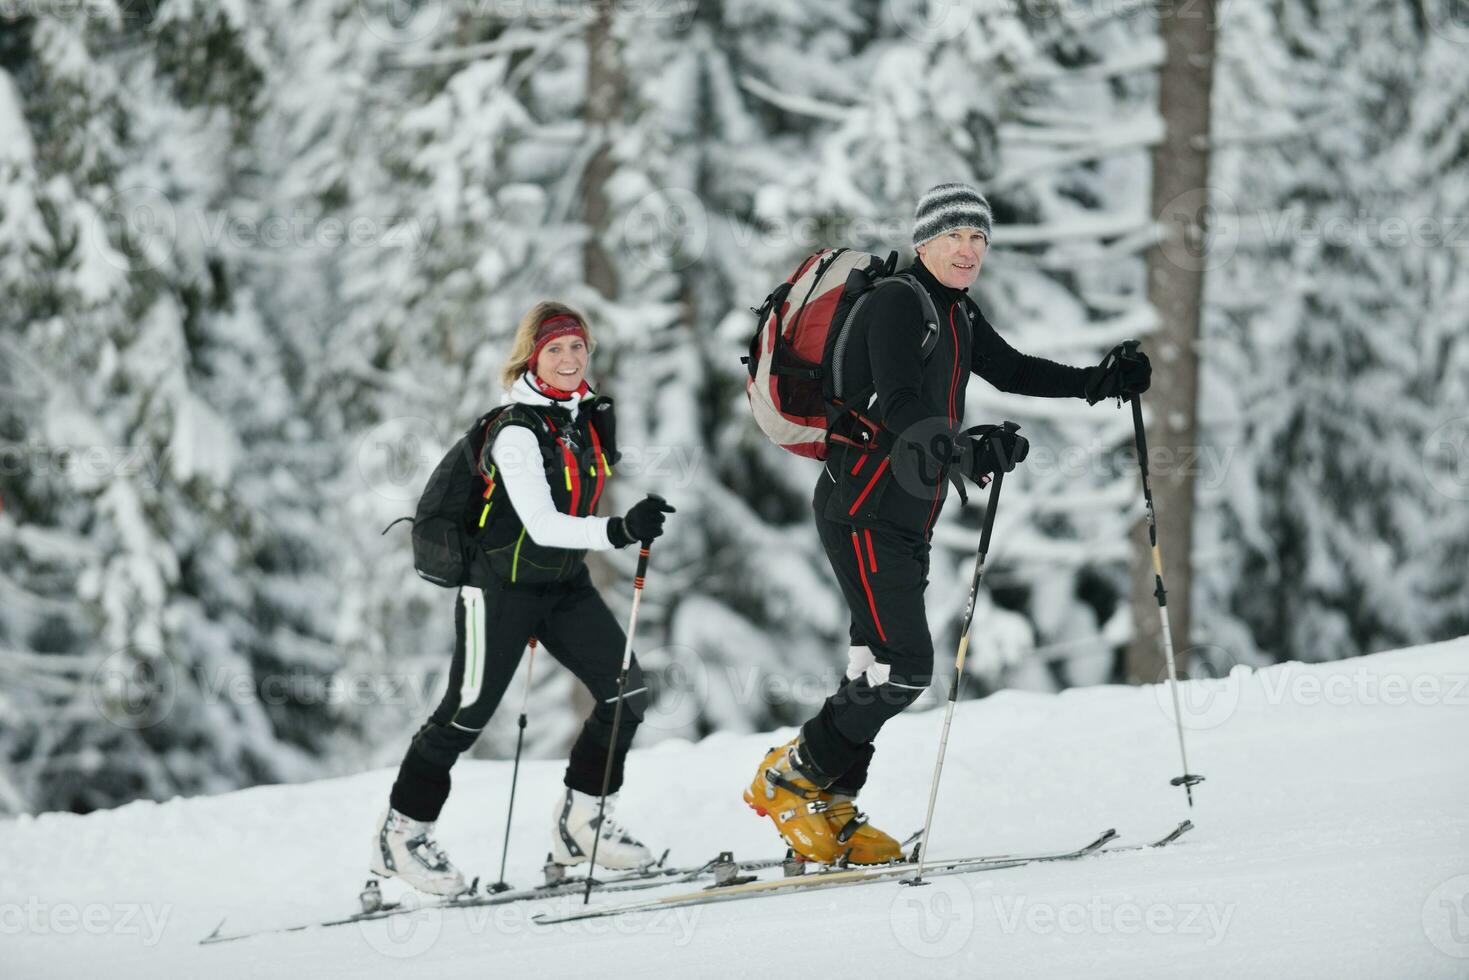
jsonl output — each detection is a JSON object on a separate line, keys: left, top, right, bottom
{"left": 891, "top": 273, "right": 941, "bottom": 362}
{"left": 477, "top": 404, "right": 545, "bottom": 474}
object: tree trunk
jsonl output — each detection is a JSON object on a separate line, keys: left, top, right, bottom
{"left": 582, "top": 1, "right": 623, "bottom": 300}
{"left": 1129, "top": 1, "right": 1217, "bottom": 684}
{"left": 572, "top": 2, "right": 626, "bottom": 734}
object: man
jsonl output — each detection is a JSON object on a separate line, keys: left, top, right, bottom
{"left": 744, "top": 182, "right": 1152, "bottom": 864}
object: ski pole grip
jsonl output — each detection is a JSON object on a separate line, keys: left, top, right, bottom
{"left": 1130, "top": 396, "right": 1150, "bottom": 479}
{"left": 977, "top": 467, "right": 1004, "bottom": 555}
{"left": 634, "top": 541, "right": 652, "bottom": 584}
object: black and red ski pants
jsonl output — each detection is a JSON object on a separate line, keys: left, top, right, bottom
{"left": 800, "top": 481, "right": 935, "bottom": 793}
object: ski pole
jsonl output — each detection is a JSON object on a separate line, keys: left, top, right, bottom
{"left": 1121, "top": 341, "right": 1204, "bottom": 806}
{"left": 583, "top": 514, "right": 658, "bottom": 905}
{"left": 490, "top": 636, "right": 538, "bottom": 893}
{"left": 907, "top": 423, "right": 1016, "bottom": 886}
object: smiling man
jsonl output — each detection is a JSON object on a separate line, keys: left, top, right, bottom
{"left": 744, "top": 182, "right": 1154, "bottom": 865}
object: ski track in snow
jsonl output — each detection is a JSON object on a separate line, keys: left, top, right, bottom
{"left": 4, "top": 638, "right": 1469, "bottom": 979}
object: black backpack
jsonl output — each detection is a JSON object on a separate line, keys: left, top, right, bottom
{"left": 405, "top": 408, "right": 507, "bottom": 588}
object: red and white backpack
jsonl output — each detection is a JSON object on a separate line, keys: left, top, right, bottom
{"left": 743, "top": 248, "right": 939, "bottom": 459}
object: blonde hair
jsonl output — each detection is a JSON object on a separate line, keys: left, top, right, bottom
{"left": 501, "top": 301, "right": 595, "bottom": 390}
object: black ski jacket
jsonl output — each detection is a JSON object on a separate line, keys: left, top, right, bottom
{"left": 818, "top": 258, "right": 1087, "bottom": 540}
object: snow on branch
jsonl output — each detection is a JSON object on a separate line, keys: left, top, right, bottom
{"left": 997, "top": 211, "right": 1150, "bottom": 246}
{"left": 1012, "top": 37, "right": 1165, "bottom": 83}
{"left": 737, "top": 74, "right": 857, "bottom": 122}
{"left": 385, "top": 23, "right": 582, "bottom": 70}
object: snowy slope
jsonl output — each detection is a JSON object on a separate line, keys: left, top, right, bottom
{"left": 5, "top": 638, "right": 1469, "bottom": 979}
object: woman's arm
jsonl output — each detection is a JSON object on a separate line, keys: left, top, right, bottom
{"left": 489, "top": 425, "right": 614, "bottom": 550}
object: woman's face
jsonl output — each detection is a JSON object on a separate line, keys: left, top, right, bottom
{"left": 534, "top": 334, "right": 589, "bottom": 391}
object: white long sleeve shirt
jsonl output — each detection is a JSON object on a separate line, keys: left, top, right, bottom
{"left": 488, "top": 375, "right": 615, "bottom": 551}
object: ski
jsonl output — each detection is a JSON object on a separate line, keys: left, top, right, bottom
{"left": 198, "top": 850, "right": 790, "bottom": 945}
{"left": 530, "top": 820, "right": 1192, "bottom": 926}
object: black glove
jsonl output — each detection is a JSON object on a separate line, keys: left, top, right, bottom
{"left": 956, "top": 423, "right": 1029, "bottom": 484}
{"left": 1083, "top": 342, "right": 1151, "bottom": 405}
{"left": 586, "top": 395, "right": 621, "bottom": 466}
{"left": 607, "top": 494, "right": 675, "bottom": 548}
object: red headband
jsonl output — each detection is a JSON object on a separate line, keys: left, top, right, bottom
{"left": 530, "top": 314, "right": 587, "bottom": 363}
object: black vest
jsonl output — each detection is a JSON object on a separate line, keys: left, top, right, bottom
{"left": 470, "top": 399, "right": 614, "bottom": 587}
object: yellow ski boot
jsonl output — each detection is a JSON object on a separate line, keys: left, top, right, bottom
{"left": 742, "top": 739, "right": 846, "bottom": 864}
{"left": 822, "top": 794, "right": 903, "bottom": 864}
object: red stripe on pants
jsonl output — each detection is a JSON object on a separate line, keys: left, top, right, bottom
{"left": 851, "top": 530, "right": 886, "bottom": 643}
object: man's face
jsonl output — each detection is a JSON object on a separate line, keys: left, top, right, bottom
{"left": 916, "top": 228, "right": 988, "bottom": 290}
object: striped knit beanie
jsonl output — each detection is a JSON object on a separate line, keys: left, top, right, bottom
{"left": 912, "top": 182, "right": 993, "bottom": 247}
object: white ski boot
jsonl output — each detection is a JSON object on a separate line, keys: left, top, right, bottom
{"left": 368, "top": 808, "right": 469, "bottom": 897}
{"left": 550, "top": 787, "right": 654, "bottom": 870}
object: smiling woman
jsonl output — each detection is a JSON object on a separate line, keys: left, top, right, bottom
{"left": 500, "top": 301, "right": 597, "bottom": 392}
{"left": 368, "top": 301, "right": 676, "bottom": 898}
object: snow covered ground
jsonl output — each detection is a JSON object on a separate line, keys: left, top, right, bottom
{"left": 5, "top": 636, "right": 1469, "bottom": 979}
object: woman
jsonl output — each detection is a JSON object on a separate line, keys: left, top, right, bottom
{"left": 369, "top": 301, "right": 675, "bottom": 896}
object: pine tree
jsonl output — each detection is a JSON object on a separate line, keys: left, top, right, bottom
{"left": 0, "top": 7, "right": 335, "bottom": 813}
{"left": 1201, "top": 0, "right": 1456, "bottom": 665}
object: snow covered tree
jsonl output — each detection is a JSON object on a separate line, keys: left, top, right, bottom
{"left": 1198, "top": 0, "right": 1465, "bottom": 666}
{"left": 0, "top": 6, "right": 336, "bottom": 813}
